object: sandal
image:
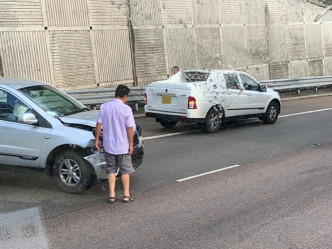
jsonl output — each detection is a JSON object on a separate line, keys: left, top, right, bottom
{"left": 108, "top": 196, "right": 116, "bottom": 204}
{"left": 122, "top": 195, "right": 134, "bottom": 203}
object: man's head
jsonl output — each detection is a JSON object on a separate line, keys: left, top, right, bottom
{"left": 115, "top": 84, "right": 130, "bottom": 98}
{"left": 171, "top": 66, "right": 180, "bottom": 74}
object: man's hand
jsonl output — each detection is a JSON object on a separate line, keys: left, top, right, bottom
{"left": 95, "top": 138, "right": 103, "bottom": 151}
{"left": 95, "top": 122, "right": 103, "bottom": 151}
{"left": 128, "top": 144, "right": 133, "bottom": 155}
{"left": 127, "top": 126, "right": 134, "bottom": 155}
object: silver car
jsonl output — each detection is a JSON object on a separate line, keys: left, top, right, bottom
{"left": 0, "top": 78, "right": 144, "bottom": 193}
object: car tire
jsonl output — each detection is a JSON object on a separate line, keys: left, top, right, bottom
{"left": 262, "top": 101, "right": 279, "bottom": 124}
{"left": 160, "top": 120, "right": 177, "bottom": 128}
{"left": 205, "top": 107, "right": 222, "bottom": 133}
{"left": 55, "top": 150, "right": 94, "bottom": 194}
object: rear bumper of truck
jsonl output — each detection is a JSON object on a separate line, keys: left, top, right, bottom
{"left": 145, "top": 112, "right": 202, "bottom": 123}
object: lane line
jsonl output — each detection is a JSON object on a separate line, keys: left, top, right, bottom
{"left": 143, "top": 107, "right": 332, "bottom": 141}
{"left": 279, "top": 107, "right": 332, "bottom": 118}
{"left": 145, "top": 107, "right": 332, "bottom": 183}
{"left": 177, "top": 165, "right": 241, "bottom": 182}
{"left": 143, "top": 131, "right": 195, "bottom": 141}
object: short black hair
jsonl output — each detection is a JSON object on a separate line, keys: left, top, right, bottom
{"left": 115, "top": 84, "right": 130, "bottom": 98}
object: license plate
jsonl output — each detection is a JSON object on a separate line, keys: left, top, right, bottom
{"left": 162, "top": 95, "right": 172, "bottom": 104}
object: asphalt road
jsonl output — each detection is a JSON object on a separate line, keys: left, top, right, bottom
{"left": 1, "top": 94, "right": 332, "bottom": 248}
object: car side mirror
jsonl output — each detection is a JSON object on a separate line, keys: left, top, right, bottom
{"left": 260, "top": 85, "right": 267, "bottom": 92}
{"left": 21, "top": 113, "right": 38, "bottom": 125}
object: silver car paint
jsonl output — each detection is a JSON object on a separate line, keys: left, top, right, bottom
{"left": 0, "top": 79, "right": 107, "bottom": 179}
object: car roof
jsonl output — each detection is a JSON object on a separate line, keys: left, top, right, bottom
{"left": 0, "top": 77, "right": 47, "bottom": 90}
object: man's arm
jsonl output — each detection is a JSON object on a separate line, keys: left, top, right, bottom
{"left": 95, "top": 122, "right": 103, "bottom": 151}
{"left": 127, "top": 126, "right": 134, "bottom": 155}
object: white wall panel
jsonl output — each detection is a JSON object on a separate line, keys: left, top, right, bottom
{"left": 133, "top": 28, "right": 166, "bottom": 85}
{"left": 243, "top": 0, "right": 266, "bottom": 25}
{"left": 165, "top": 28, "right": 196, "bottom": 70}
{"left": 242, "top": 64, "right": 270, "bottom": 81}
{"left": 268, "top": 25, "right": 288, "bottom": 62}
{"left": 222, "top": 27, "right": 248, "bottom": 68}
{"left": 195, "top": 27, "right": 222, "bottom": 69}
{"left": 193, "top": 0, "right": 219, "bottom": 25}
{"left": 45, "top": 0, "right": 89, "bottom": 27}
{"left": 0, "top": 0, "right": 331, "bottom": 88}
{"left": 289, "top": 60, "right": 308, "bottom": 78}
{"left": 322, "top": 23, "right": 332, "bottom": 57}
{"left": 303, "top": 2, "right": 322, "bottom": 23}
{"left": 92, "top": 29, "right": 133, "bottom": 86}
{"left": 50, "top": 31, "right": 95, "bottom": 89}
{"left": 161, "top": 0, "right": 193, "bottom": 26}
{"left": 0, "top": 31, "right": 51, "bottom": 82}
{"left": 130, "top": 0, "right": 162, "bottom": 27}
{"left": 321, "top": 9, "right": 332, "bottom": 22}
{"left": 305, "top": 24, "right": 323, "bottom": 59}
{"left": 89, "top": 0, "right": 128, "bottom": 26}
{"left": 269, "top": 61, "right": 289, "bottom": 79}
{"left": 324, "top": 57, "right": 332, "bottom": 76}
{"left": 0, "top": 0, "right": 44, "bottom": 27}
{"left": 219, "top": 0, "right": 243, "bottom": 24}
{"left": 245, "top": 26, "right": 268, "bottom": 65}
{"left": 308, "top": 58, "right": 323, "bottom": 76}
{"left": 286, "top": 0, "right": 304, "bottom": 23}
{"left": 266, "top": 0, "right": 286, "bottom": 24}
{"left": 287, "top": 24, "right": 306, "bottom": 60}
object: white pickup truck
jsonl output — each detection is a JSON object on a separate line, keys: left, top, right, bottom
{"left": 144, "top": 70, "right": 281, "bottom": 133}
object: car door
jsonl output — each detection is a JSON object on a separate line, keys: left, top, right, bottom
{"left": 223, "top": 73, "right": 246, "bottom": 117}
{"left": 239, "top": 73, "right": 268, "bottom": 115}
{"left": 0, "top": 89, "right": 42, "bottom": 168}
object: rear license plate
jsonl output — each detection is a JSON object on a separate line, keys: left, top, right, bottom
{"left": 162, "top": 95, "right": 172, "bottom": 104}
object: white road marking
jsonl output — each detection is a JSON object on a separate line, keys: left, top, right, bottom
{"left": 279, "top": 107, "right": 332, "bottom": 118}
{"left": 143, "top": 131, "right": 195, "bottom": 141}
{"left": 143, "top": 108, "right": 332, "bottom": 141}
{"left": 143, "top": 107, "right": 332, "bottom": 183}
{"left": 177, "top": 165, "right": 241, "bottom": 182}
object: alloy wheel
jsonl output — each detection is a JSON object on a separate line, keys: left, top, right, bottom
{"left": 59, "top": 159, "right": 81, "bottom": 186}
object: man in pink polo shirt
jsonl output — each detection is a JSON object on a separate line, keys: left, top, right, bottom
{"left": 95, "top": 85, "right": 135, "bottom": 203}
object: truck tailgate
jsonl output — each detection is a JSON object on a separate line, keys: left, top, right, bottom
{"left": 145, "top": 82, "right": 191, "bottom": 114}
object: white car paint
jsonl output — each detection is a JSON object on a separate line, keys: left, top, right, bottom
{"left": 145, "top": 70, "right": 281, "bottom": 132}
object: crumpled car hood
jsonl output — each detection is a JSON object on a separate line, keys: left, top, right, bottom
{"left": 58, "top": 110, "right": 99, "bottom": 128}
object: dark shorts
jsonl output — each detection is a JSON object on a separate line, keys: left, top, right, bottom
{"left": 105, "top": 153, "right": 135, "bottom": 175}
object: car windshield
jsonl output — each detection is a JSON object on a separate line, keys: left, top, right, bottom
{"left": 19, "top": 85, "right": 86, "bottom": 117}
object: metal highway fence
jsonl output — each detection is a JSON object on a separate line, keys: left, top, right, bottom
{"left": 66, "top": 76, "right": 332, "bottom": 109}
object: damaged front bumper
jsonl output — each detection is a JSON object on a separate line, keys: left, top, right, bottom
{"left": 83, "top": 144, "right": 144, "bottom": 180}
{"left": 84, "top": 152, "right": 108, "bottom": 180}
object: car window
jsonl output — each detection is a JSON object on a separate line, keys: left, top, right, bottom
{"left": 240, "top": 74, "right": 259, "bottom": 91}
{"left": 224, "top": 73, "right": 240, "bottom": 89}
{"left": 0, "top": 90, "right": 31, "bottom": 123}
{"left": 19, "top": 85, "right": 85, "bottom": 117}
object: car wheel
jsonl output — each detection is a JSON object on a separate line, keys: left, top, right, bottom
{"left": 55, "top": 150, "right": 94, "bottom": 194}
{"left": 160, "top": 120, "right": 177, "bottom": 128}
{"left": 205, "top": 108, "right": 222, "bottom": 133}
{"left": 263, "top": 101, "right": 279, "bottom": 124}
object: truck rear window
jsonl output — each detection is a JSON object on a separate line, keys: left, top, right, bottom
{"left": 184, "top": 72, "right": 210, "bottom": 82}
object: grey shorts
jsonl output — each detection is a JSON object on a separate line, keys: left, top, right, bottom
{"left": 105, "top": 153, "right": 135, "bottom": 175}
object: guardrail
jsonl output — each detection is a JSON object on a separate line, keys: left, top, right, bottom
{"left": 66, "top": 86, "right": 145, "bottom": 111}
{"left": 66, "top": 76, "right": 332, "bottom": 110}
{"left": 261, "top": 76, "right": 332, "bottom": 94}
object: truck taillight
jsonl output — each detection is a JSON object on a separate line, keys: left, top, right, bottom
{"left": 188, "top": 96, "right": 197, "bottom": 109}
{"left": 144, "top": 93, "right": 147, "bottom": 105}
